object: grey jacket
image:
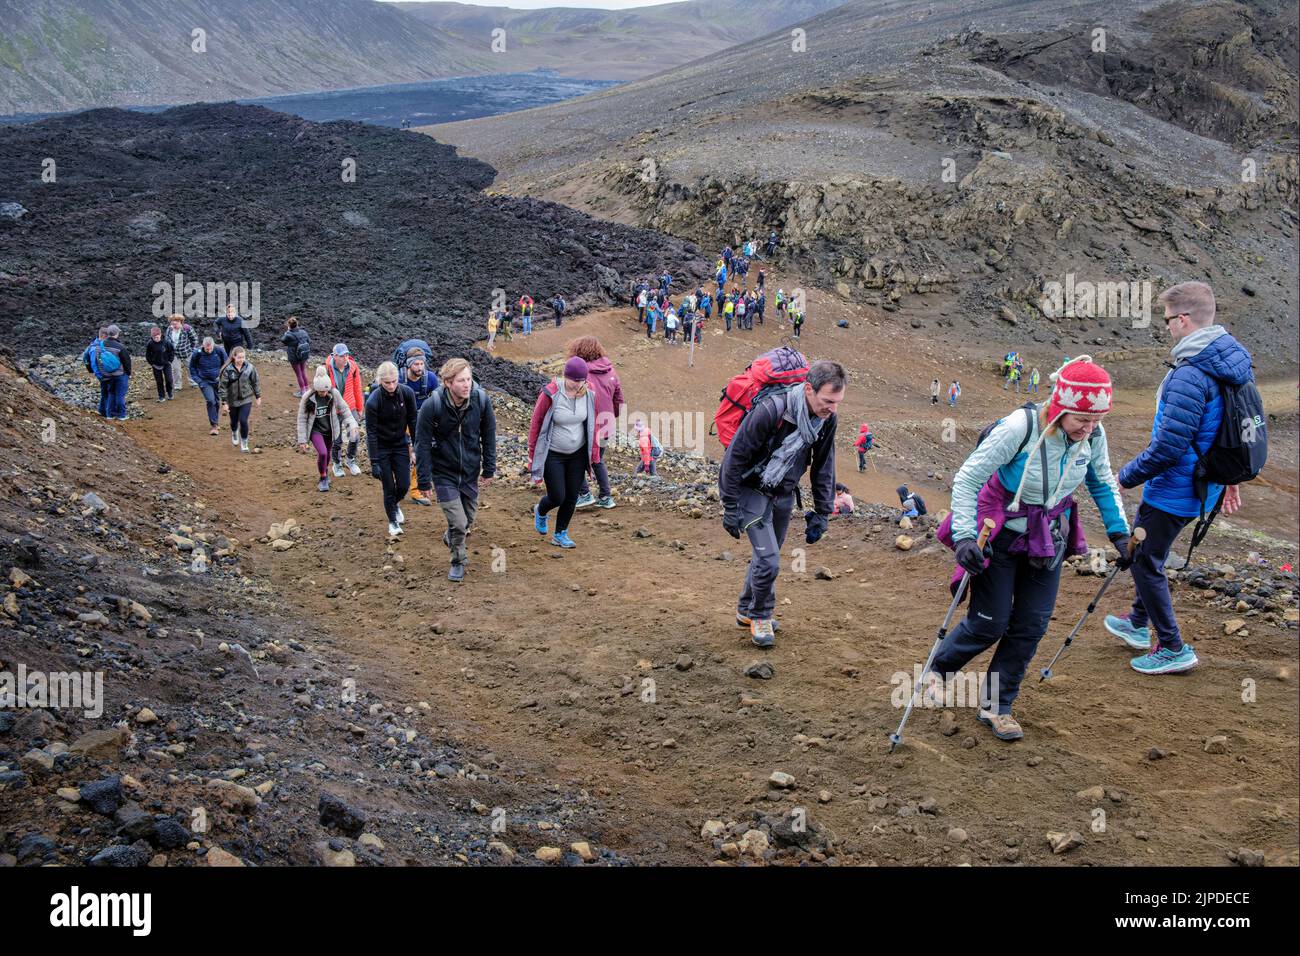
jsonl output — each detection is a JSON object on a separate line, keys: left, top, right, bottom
{"left": 219, "top": 362, "right": 261, "bottom": 408}
{"left": 527, "top": 381, "right": 596, "bottom": 483}
{"left": 297, "top": 387, "right": 358, "bottom": 446}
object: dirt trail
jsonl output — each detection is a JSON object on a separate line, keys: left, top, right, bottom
{"left": 117, "top": 289, "right": 1299, "bottom": 865}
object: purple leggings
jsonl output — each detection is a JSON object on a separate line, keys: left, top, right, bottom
{"left": 310, "top": 432, "right": 330, "bottom": 477}
{"left": 291, "top": 362, "right": 309, "bottom": 391}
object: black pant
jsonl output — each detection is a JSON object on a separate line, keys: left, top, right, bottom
{"left": 228, "top": 403, "right": 251, "bottom": 439}
{"left": 151, "top": 364, "right": 174, "bottom": 399}
{"left": 221, "top": 336, "right": 242, "bottom": 357}
{"left": 929, "top": 528, "right": 1062, "bottom": 714}
{"left": 374, "top": 447, "right": 411, "bottom": 523}
{"left": 1128, "top": 501, "right": 1194, "bottom": 650}
{"left": 579, "top": 458, "right": 611, "bottom": 499}
{"left": 538, "top": 447, "right": 587, "bottom": 534}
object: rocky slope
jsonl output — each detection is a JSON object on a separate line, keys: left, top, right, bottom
{"left": 430, "top": 0, "right": 1299, "bottom": 369}
{"left": 0, "top": 102, "right": 710, "bottom": 401}
{"left": 0, "top": 0, "right": 494, "bottom": 116}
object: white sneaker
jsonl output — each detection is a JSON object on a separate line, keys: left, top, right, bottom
{"left": 395, "top": 507, "right": 405, "bottom": 524}
{"left": 240, "top": 440, "right": 249, "bottom": 453}
{"left": 231, "top": 431, "right": 240, "bottom": 446}
{"left": 332, "top": 462, "right": 345, "bottom": 478}
{"left": 347, "top": 459, "right": 361, "bottom": 477}
{"left": 387, "top": 521, "right": 403, "bottom": 536}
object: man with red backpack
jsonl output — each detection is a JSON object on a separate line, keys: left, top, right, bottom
{"left": 717, "top": 350, "right": 844, "bottom": 648}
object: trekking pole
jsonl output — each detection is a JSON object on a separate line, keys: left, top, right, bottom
{"left": 889, "top": 518, "right": 995, "bottom": 752}
{"left": 1039, "top": 527, "right": 1145, "bottom": 681}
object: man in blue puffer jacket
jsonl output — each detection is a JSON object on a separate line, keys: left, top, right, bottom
{"left": 1106, "top": 281, "right": 1254, "bottom": 676}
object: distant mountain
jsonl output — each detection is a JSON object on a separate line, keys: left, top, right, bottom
{"left": 0, "top": 0, "right": 495, "bottom": 115}
{"left": 393, "top": 0, "right": 849, "bottom": 81}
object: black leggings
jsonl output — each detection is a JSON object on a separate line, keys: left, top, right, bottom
{"left": 228, "top": 403, "right": 251, "bottom": 439}
{"left": 374, "top": 447, "right": 411, "bottom": 522}
{"left": 538, "top": 447, "right": 588, "bottom": 534}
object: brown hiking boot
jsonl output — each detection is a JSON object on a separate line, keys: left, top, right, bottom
{"left": 977, "top": 709, "right": 1023, "bottom": 741}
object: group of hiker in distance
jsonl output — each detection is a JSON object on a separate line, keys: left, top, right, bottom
{"left": 80, "top": 270, "right": 1267, "bottom": 743}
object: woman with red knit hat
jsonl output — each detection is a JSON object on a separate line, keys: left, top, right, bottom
{"left": 932, "top": 356, "right": 1131, "bottom": 741}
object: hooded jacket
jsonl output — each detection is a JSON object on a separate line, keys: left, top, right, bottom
{"left": 415, "top": 384, "right": 497, "bottom": 496}
{"left": 1118, "top": 325, "right": 1255, "bottom": 517}
{"left": 585, "top": 357, "right": 625, "bottom": 446}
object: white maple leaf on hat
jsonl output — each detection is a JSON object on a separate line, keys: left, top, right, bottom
{"left": 1088, "top": 389, "right": 1112, "bottom": 411}
{"left": 1057, "top": 385, "right": 1081, "bottom": 407}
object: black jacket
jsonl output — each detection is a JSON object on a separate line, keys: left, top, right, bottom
{"left": 145, "top": 339, "right": 174, "bottom": 370}
{"left": 719, "top": 389, "right": 837, "bottom": 514}
{"left": 364, "top": 384, "right": 416, "bottom": 457}
{"left": 414, "top": 385, "right": 497, "bottom": 492}
{"left": 216, "top": 315, "right": 252, "bottom": 348}
{"left": 281, "top": 328, "right": 310, "bottom": 364}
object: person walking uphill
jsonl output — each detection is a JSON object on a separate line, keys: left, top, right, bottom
{"left": 570, "top": 336, "right": 623, "bottom": 510}
{"left": 327, "top": 344, "right": 365, "bottom": 476}
{"left": 414, "top": 358, "right": 498, "bottom": 581}
{"left": 297, "top": 366, "right": 358, "bottom": 492}
{"left": 188, "top": 338, "right": 227, "bottom": 435}
{"left": 528, "top": 357, "right": 599, "bottom": 549}
{"left": 1105, "top": 281, "right": 1260, "bottom": 676}
{"left": 218, "top": 346, "right": 261, "bottom": 453}
{"left": 216, "top": 303, "right": 252, "bottom": 357}
{"left": 83, "top": 325, "right": 132, "bottom": 420}
{"left": 720, "top": 360, "right": 844, "bottom": 648}
{"left": 145, "top": 326, "right": 175, "bottom": 402}
{"left": 365, "top": 362, "right": 417, "bottom": 538}
{"left": 402, "top": 348, "right": 440, "bottom": 507}
{"left": 933, "top": 356, "right": 1130, "bottom": 742}
{"left": 165, "top": 314, "right": 197, "bottom": 391}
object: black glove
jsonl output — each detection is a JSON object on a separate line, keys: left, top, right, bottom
{"left": 805, "top": 511, "right": 828, "bottom": 544}
{"left": 1109, "top": 532, "right": 1134, "bottom": 570}
{"left": 955, "top": 538, "right": 990, "bottom": 576}
{"left": 370, "top": 461, "right": 382, "bottom": 480}
{"left": 722, "top": 504, "right": 743, "bottom": 540}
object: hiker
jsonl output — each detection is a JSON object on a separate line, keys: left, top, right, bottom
{"left": 855, "top": 423, "right": 873, "bottom": 471}
{"left": 486, "top": 309, "right": 499, "bottom": 350}
{"left": 948, "top": 381, "right": 961, "bottom": 407}
{"left": 365, "top": 362, "right": 417, "bottom": 537}
{"left": 660, "top": 271, "right": 672, "bottom": 294}
{"left": 414, "top": 358, "right": 497, "bottom": 581}
{"left": 519, "top": 294, "right": 535, "bottom": 335}
{"left": 932, "top": 356, "right": 1130, "bottom": 741}
{"left": 833, "top": 483, "right": 855, "bottom": 516}
{"left": 1106, "top": 281, "right": 1257, "bottom": 676}
{"left": 634, "top": 418, "right": 663, "bottom": 477}
{"left": 402, "top": 348, "right": 440, "bottom": 507}
{"left": 722, "top": 294, "right": 735, "bottom": 331}
{"left": 166, "top": 314, "right": 197, "bottom": 391}
{"left": 897, "top": 484, "right": 928, "bottom": 520}
{"left": 720, "top": 358, "right": 843, "bottom": 648}
{"left": 646, "top": 298, "right": 659, "bottom": 338}
{"left": 216, "top": 303, "right": 251, "bottom": 356}
{"left": 1005, "top": 365, "right": 1021, "bottom": 392}
{"left": 569, "top": 337, "right": 622, "bottom": 511}
{"left": 83, "top": 325, "right": 132, "bottom": 421}
{"left": 755, "top": 290, "right": 766, "bottom": 325}
{"left": 327, "top": 344, "right": 365, "bottom": 476}
{"left": 1002, "top": 353, "right": 1014, "bottom": 381}
{"left": 144, "top": 325, "right": 175, "bottom": 402}
{"left": 665, "top": 309, "right": 679, "bottom": 343}
{"left": 281, "top": 317, "right": 311, "bottom": 396}
{"left": 527, "top": 356, "right": 598, "bottom": 549}
{"left": 930, "top": 379, "right": 941, "bottom": 405}
{"left": 218, "top": 346, "right": 261, "bottom": 452}
{"left": 636, "top": 287, "right": 648, "bottom": 323}
{"left": 700, "top": 287, "right": 713, "bottom": 321}
{"left": 775, "top": 289, "right": 786, "bottom": 317}
{"left": 790, "top": 308, "right": 805, "bottom": 339}
{"left": 756, "top": 268, "right": 767, "bottom": 292}
{"left": 297, "top": 365, "right": 358, "bottom": 492}
{"left": 393, "top": 338, "right": 433, "bottom": 373}
{"left": 551, "top": 294, "right": 567, "bottom": 328}
{"left": 1029, "top": 368, "right": 1040, "bottom": 394}
{"left": 188, "top": 337, "right": 227, "bottom": 435}
{"left": 765, "top": 230, "right": 779, "bottom": 257}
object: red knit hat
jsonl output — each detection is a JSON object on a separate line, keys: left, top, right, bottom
{"left": 1046, "top": 356, "right": 1112, "bottom": 423}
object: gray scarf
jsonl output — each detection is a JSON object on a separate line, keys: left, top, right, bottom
{"left": 759, "top": 384, "right": 823, "bottom": 491}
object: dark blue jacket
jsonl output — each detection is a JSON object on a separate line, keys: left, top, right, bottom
{"left": 189, "top": 346, "right": 228, "bottom": 386}
{"left": 1119, "top": 330, "right": 1254, "bottom": 517}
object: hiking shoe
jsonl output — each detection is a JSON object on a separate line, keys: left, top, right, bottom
{"left": 231, "top": 431, "right": 240, "bottom": 446}
{"left": 574, "top": 492, "right": 596, "bottom": 509}
{"left": 411, "top": 489, "right": 432, "bottom": 506}
{"left": 387, "top": 521, "right": 403, "bottom": 537}
{"left": 448, "top": 563, "right": 465, "bottom": 582}
{"left": 395, "top": 507, "right": 405, "bottom": 525}
{"left": 737, "top": 614, "right": 780, "bottom": 633}
{"left": 157, "top": 397, "right": 166, "bottom": 404}
{"left": 209, "top": 426, "right": 219, "bottom": 436}
{"left": 240, "top": 439, "right": 249, "bottom": 453}
{"left": 347, "top": 459, "right": 361, "bottom": 477}
{"left": 1130, "top": 643, "right": 1199, "bottom": 675}
{"left": 977, "top": 710, "right": 1023, "bottom": 741}
{"left": 750, "top": 618, "right": 775, "bottom": 648}
{"left": 533, "top": 503, "right": 548, "bottom": 535}
{"left": 550, "top": 530, "right": 576, "bottom": 549}
{"left": 317, "top": 478, "right": 330, "bottom": 492}
{"left": 595, "top": 495, "right": 616, "bottom": 509}
{"left": 1105, "top": 614, "right": 1151, "bottom": 651}
{"left": 332, "top": 462, "right": 345, "bottom": 478}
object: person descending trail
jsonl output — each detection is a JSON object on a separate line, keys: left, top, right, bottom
{"left": 218, "top": 346, "right": 261, "bottom": 453}
{"left": 401, "top": 348, "right": 440, "bottom": 507}
{"left": 144, "top": 325, "right": 175, "bottom": 402}
{"left": 719, "top": 358, "right": 843, "bottom": 648}
{"left": 414, "top": 358, "right": 497, "bottom": 582}
{"left": 765, "top": 230, "right": 779, "bottom": 257}
{"left": 83, "top": 324, "right": 132, "bottom": 420}
{"left": 854, "top": 422, "right": 873, "bottom": 471}
{"left": 948, "top": 381, "right": 961, "bottom": 407}
{"left": 188, "top": 337, "right": 226, "bottom": 435}
{"left": 297, "top": 366, "right": 358, "bottom": 492}
{"left": 365, "top": 362, "right": 417, "bottom": 538}
{"left": 528, "top": 357, "right": 599, "bottom": 549}
{"left": 216, "top": 303, "right": 251, "bottom": 357}
{"left": 1028, "top": 368, "right": 1040, "bottom": 394}
{"left": 571, "top": 337, "right": 623, "bottom": 511}
{"left": 486, "top": 309, "right": 499, "bottom": 350}
{"left": 281, "top": 317, "right": 311, "bottom": 396}
{"left": 551, "top": 294, "right": 567, "bottom": 328}
{"left": 166, "top": 314, "right": 197, "bottom": 391}
{"left": 327, "top": 344, "right": 365, "bottom": 477}
{"left": 790, "top": 307, "right": 805, "bottom": 339}
{"left": 930, "top": 379, "right": 941, "bottom": 405}
{"left": 1107, "top": 281, "right": 1261, "bottom": 676}
{"left": 932, "top": 356, "right": 1130, "bottom": 742}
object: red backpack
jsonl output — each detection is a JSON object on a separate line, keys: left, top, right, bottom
{"left": 714, "top": 346, "right": 809, "bottom": 447}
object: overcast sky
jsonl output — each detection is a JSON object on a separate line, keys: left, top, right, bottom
{"left": 381, "top": 0, "right": 684, "bottom": 9}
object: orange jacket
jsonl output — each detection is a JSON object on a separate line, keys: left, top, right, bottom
{"left": 327, "top": 356, "right": 364, "bottom": 412}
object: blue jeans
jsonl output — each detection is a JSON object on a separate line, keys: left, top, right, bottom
{"left": 105, "top": 376, "right": 129, "bottom": 418}
{"left": 198, "top": 382, "right": 220, "bottom": 425}
{"left": 522, "top": 314, "right": 532, "bottom": 334}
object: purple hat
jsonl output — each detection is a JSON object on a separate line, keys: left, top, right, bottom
{"left": 563, "top": 356, "right": 589, "bottom": 381}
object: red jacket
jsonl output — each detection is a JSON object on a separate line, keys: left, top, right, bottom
{"left": 327, "top": 356, "right": 364, "bottom": 412}
{"left": 854, "top": 425, "right": 872, "bottom": 452}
